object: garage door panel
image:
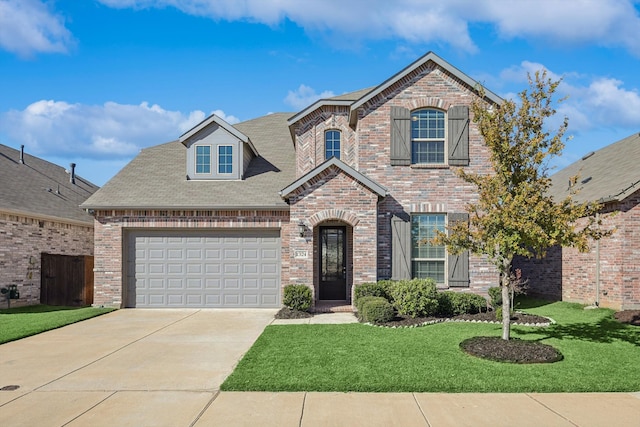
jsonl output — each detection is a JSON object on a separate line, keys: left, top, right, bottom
{"left": 127, "top": 229, "right": 280, "bottom": 308}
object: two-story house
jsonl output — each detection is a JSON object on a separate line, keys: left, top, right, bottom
{"left": 83, "top": 51, "right": 502, "bottom": 308}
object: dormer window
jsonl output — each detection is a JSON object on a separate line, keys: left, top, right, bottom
{"left": 218, "top": 145, "right": 233, "bottom": 174}
{"left": 325, "top": 130, "right": 341, "bottom": 160}
{"left": 195, "top": 145, "right": 211, "bottom": 174}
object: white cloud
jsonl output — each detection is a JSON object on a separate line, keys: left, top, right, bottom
{"left": 284, "top": 84, "right": 336, "bottom": 110}
{"left": 0, "top": 0, "right": 74, "bottom": 57}
{"left": 96, "top": 0, "right": 640, "bottom": 55}
{"left": 0, "top": 100, "right": 240, "bottom": 159}
{"left": 211, "top": 109, "right": 240, "bottom": 125}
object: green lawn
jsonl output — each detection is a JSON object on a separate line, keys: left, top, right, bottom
{"left": 0, "top": 305, "right": 115, "bottom": 344}
{"left": 222, "top": 299, "right": 640, "bottom": 392}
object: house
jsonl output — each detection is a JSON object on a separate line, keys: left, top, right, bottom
{"left": 0, "top": 144, "right": 99, "bottom": 307}
{"left": 518, "top": 132, "right": 640, "bottom": 310}
{"left": 82, "top": 51, "right": 502, "bottom": 309}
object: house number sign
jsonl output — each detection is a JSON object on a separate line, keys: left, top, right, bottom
{"left": 293, "top": 250, "right": 308, "bottom": 259}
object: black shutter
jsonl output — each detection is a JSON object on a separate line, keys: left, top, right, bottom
{"left": 447, "top": 212, "right": 470, "bottom": 287}
{"left": 390, "top": 106, "right": 411, "bottom": 166}
{"left": 391, "top": 215, "right": 411, "bottom": 280}
{"left": 448, "top": 106, "right": 469, "bottom": 166}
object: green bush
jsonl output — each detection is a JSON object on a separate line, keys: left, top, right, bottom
{"left": 389, "top": 278, "right": 438, "bottom": 318}
{"left": 437, "top": 291, "right": 487, "bottom": 316}
{"left": 488, "top": 286, "right": 502, "bottom": 308}
{"left": 495, "top": 307, "right": 514, "bottom": 322}
{"left": 354, "top": 281, "right": 392, "bottom": 302}
{"left": 283, "top": 284, "right": 312, "bottom": 312}
{"left": 354, "top": 295, "right": 380, "bottom": 314}
{"left": 360, "top": 297, "right": 395, "bottom": 324}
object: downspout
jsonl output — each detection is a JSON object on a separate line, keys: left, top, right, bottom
{"left": 595, "top": 212, "right": 600, "bottom": 307}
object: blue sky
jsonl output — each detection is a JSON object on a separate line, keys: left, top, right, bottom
{"left": 1, "top": 0, "right": 639, "bottom": 186}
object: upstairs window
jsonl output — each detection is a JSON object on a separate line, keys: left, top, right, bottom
{"left": 218, "top": 145, "right": 233, "bottom": 174}
{"left": 411, "top": 213, "right": 446, "bottom": 284}
{"left": 195, "top": 145, "right": 211, "bottom": 174}
{"left": 325, "top": 130, "right": 341, "bottom": 160}
{"left": 411, "top": 109, "right": 445, "bottom": 164}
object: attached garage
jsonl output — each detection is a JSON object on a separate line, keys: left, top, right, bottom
{"left": 125, "top": 229, "right": 281, "bottom": 308}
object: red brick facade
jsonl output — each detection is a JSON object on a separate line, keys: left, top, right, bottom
{"left": 0, "top": 212, "right": 94, "bottom": 308}
{"left": 519, "top": 190, "right": 640, "bottom": 310}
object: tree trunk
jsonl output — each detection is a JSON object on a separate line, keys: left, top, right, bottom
{"left": 501, "top": 280, "right": 511, "bottom": 340}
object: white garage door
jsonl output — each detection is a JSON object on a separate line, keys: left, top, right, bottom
{"left": 125, "top": 229, "right": 280, "bottom": 308}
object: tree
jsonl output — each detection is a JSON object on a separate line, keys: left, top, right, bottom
{"left": 435, "top": 71, "right": 609, "bottom": 340}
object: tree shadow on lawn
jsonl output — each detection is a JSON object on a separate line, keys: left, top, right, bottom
{"left": 518, "top": 316, "right": 640, "bottom": 347}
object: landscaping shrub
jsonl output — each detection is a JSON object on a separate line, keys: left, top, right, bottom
{"left": 354, "top": 281, "right": 392, "bottom": 302}
{"left": 389, "top": 278, "right": 438, "bottom": 318}
{"left": 437, "top": 291, "right": 487, "bottom": 316}
{"left": 360, "top": 297, "right": 395, "bottom": 324}
{"left": 354, "top": 295, "right": 380, "bottom": 314}
{"left": 496, "top": 307, "right": 514, "bottom": 322}
{"left": 283, "top": 284, "right": 312, "bottom": 312}
{"left": 488, "top": 286, "right": 502, "bottom": 308}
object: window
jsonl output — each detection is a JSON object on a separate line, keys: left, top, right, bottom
{"left": 218, "top": 145, "right": 233, "bottom": 174}
{"left": 411, "top": 109, "right": 445, "bottom": 164}
{"left": 195, "top": 145, "right": 211, "bottom": 174}
{"left": 411, "top": 214, "right": 446, "bottom": 283}
{"left": 325, "top": 130, "right": 341, "bottom": 160}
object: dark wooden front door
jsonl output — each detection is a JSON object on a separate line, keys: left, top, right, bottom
{"left": 319, "top": 226, "right": 346, "bottom": 300}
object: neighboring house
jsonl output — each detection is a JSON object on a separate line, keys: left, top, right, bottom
{"left": 0, "top": 144, "right": 98, "bottom": 307}
{"left": 518, "top": 132, "right": 640, "bottom": 310}
{"left": 83, "top": 51, "right": 502, "bottom": 309}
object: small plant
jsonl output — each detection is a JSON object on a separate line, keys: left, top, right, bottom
{"left": 495, "top": 307, "right": 514, "bottom": 322}
{"left": 360, "top": 297, "right": 395, "bottom": 324}
{"left": 437, "top": 291, "right": 487, "bottom": 316}
{"left": 488, "top": 286, "right": 502, "bottom": 309}
{"left": 283, "top": 284, "right": 312, "bottom": 312}
{"left": 389, "top": 278, "right": 438, "bottom": 318}
{"left": 354, "top": 281, "right": 392, "bottom": 302}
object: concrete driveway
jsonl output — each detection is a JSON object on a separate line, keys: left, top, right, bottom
{"left": 0, "top": 309, "right": 276, "bottom": 426}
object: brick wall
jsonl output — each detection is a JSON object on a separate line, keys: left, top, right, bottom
{"left": 92, "top": 209, "right": 290, "bottom": 307}
{"left": 0, "top": 212, "right": 94, "bottom": 308}
{"left": 519, "top": 191, "right": 640, "bottom": 310}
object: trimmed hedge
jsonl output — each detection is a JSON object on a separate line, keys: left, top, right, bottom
{"left": 437, "top": 291, "right": 487, "bottom": 316}
{"left": 354, "top": 281, "right": 392, "bottom": 302}
{"left": 488, "top": 286, "right": 502, "bottom": 308}
{"left": 355, "top": 295, "right": 381, "bottom": 314}
{"left": 360, "top": 297, "right": 395, "bottom": 324}
{"left": 389, "top": 278, "right": 438, "bottom": 318}
{"left": 283, "top": 284, "right": 312, "bottom": 312}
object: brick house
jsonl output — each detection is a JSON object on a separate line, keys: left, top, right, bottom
{"left": 83, "top": 51, "right": 502, "bottom": 309}
{"left": 0, "top": 144, "right": 98, "bottom": 307}
{"left": 518, "top": 132, "right": 640, "bottom": 310}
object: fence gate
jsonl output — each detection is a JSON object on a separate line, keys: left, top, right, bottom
{"left": 41, "top": 254, "right": 94, "bottom": 306}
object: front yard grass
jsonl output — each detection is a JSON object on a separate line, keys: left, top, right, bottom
{"left": 0, "top": 305, "right": 115, "bottom": 344}
{"left": 222, "top": 299, "right": 640, "bottom": 392}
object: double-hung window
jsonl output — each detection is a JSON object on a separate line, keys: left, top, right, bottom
{"left": 411, "top": 109, "right": 445, "bottom": 164}
{"left": 195, "top": 145, "right": 211, "bottom": 174}
{"left": 325, "top": 130, "right": 341, "bottom": 160}
{"left": 218, "top": 145, "right": 233, "bottom": 174}
{"left": 411, "top": 214, "right": 446, "bottom": 283}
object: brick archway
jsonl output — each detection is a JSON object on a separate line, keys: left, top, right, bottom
{"left": 308, "top": 209, "right": 359, "bottom": 228}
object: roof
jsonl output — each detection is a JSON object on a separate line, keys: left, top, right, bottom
{"left": 179, "top": 113, "right": 258, "bottom": 156}
{"left": 280, "top": 156, "right": 388, "bottom": 199}
{"left": 550, "top": 132, "right": 640, "bottom": 203}
{"left": 82, "top": 113, "right": 296, "bottom": 210}
{"left": 0, "top": 144, "right": 99, "bottom": 225}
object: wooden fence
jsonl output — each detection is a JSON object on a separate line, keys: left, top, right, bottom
{"left": 40, "top": 254, "right": 94, "bottom": 306}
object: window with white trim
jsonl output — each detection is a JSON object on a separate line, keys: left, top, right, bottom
{"left": 195, "top": 145, "right": 211, "bottom": 174}
{"left": 411, "top": 109, "right": 445, "bottom": 164}
{"left": 218, "top": 145, "right": 233, "bottom": 174}
{"left": 325, "top": 130, "right": 341, "bottom": 160}
{"left": 411, "top": 213, "right": 446, "bottom": 283}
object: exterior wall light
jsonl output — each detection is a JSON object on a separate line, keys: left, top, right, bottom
{"left": 298, "top": 220, "right": 306, "bottom": 237}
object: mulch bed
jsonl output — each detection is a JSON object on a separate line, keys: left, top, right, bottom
{"left": 460, "top": 336, "right": 563, "bottom": 363}
{"left": 372, "top": 311, "right": 550, "bottom": 328}
{"left": 614, "top": 310, "right": 640, "bottom": 326}
{"left": 274, "top": 307, "right": 313, "bottom": 319}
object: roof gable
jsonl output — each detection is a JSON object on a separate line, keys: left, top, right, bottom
{"left": 280, "top": 156, "right": 388, "bottom": 199}
{"left": 180, "top": 114, "right": 258, "bottom": 156}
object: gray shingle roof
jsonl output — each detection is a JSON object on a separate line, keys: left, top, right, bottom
{"left": 82, "top": 112, "right": 296, "bottom": 210}
{"left": 327, "top": 87, "right": 376, "bottom": 102}
{"left": 0, "top": 144, "right": 99, "bottom": 225}
{"left": 550, "top": 132, "right": 640, "bottom": 203}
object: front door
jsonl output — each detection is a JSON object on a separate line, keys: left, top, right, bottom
{"left": 319, "top": 226, "right": 346, "bottom": 300}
